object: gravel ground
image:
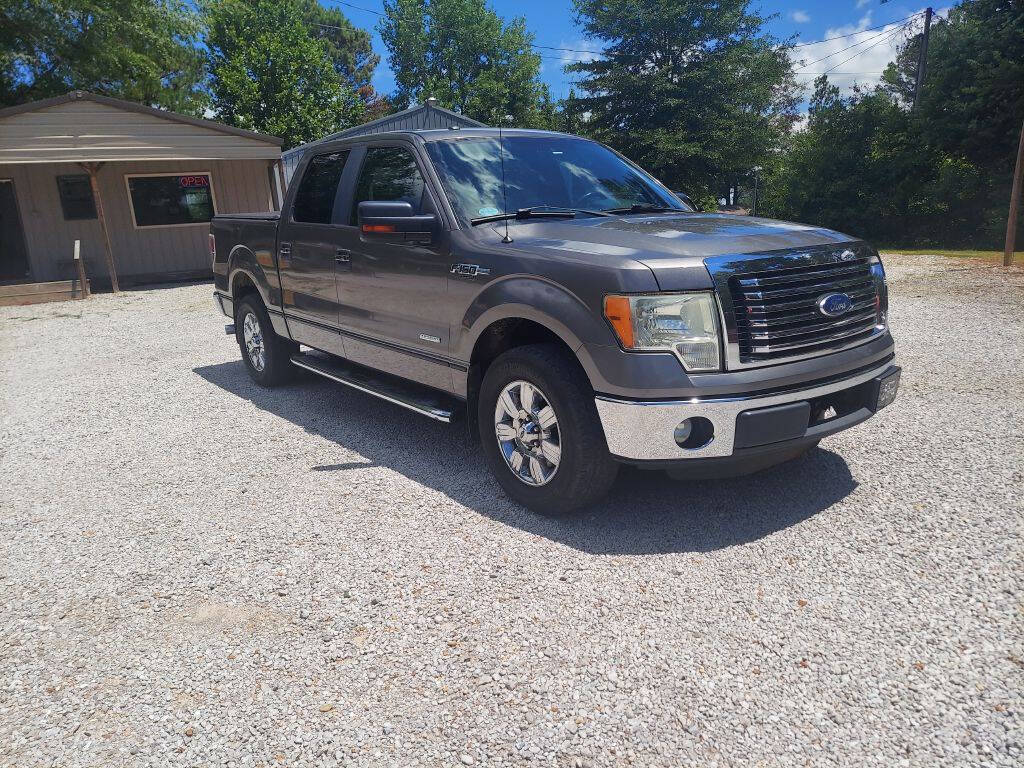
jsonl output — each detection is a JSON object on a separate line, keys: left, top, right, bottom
{"left": 1, "top": 254, "right": 1021, "bottom": 768}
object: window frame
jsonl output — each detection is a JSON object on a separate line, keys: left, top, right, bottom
{"left": 123, "top": 171, "right": 218, "bottom": 230}
{"left": 55, "top": 174, "right": 98, "bottom": 221}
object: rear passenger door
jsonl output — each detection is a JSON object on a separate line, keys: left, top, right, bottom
{"left": 332, "top": 144, "right": 454, "bottom": 392}
{"left": 277, "top": 150, "right": 352, "bottom": 356}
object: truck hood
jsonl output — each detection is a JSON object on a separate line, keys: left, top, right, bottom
{"left": 501, "top": 213, "right": 858, "bottom": 291}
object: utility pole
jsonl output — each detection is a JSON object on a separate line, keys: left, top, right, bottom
{"left": 1004, "top": 118, "right": 1024, "bottom": 267}
{"left": 913, "top": 7, "right": 933, "bottom": 111}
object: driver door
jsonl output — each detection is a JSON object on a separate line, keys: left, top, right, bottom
{"left": 332, "top": 143, "right": 454, "bottom": 392}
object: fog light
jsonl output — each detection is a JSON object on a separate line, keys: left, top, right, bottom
{"left": 674, "top": 416, "right": 715, "bottom": 449}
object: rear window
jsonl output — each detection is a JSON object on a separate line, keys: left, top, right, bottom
{"left": 293, "top": 151, "right": 350, "bottom": 224}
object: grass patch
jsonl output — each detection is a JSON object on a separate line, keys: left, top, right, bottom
{"left": 879, "top": 247, "right": 1024, "bottom": 262}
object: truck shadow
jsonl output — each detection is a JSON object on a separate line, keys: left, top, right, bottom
{"left": 194, "top": 361, "right": 858, "bottom": 555}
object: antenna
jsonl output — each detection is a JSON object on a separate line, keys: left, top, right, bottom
{"left": 497, "top": 122, "right": 512, "bottom": 244}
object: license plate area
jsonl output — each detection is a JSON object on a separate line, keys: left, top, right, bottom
{"left": 871, "top": 367, "right": 901, "bottom": 411}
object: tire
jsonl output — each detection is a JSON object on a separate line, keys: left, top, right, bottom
{"left": 234, "top": 295, "right": 298, "bottom": 387}
{"left": 478, "top": 344, "right": 619, "bottom": 515}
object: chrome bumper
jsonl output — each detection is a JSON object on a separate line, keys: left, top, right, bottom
{"left": 594, "top": 359, "right": 896, "bottom": 460}
{"left": 214, "top": 291, "right": 233, "bottom": 319}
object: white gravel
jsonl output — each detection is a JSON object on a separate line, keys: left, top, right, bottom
{"left": 1, "top": 255, "right": 1021, "bottom": 767}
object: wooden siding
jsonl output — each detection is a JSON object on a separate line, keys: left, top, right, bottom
{"left": 0, "top": 99, "right": 280, "bottom": 164}
{"left": 1, "top": 159, "right": 276, "bottom": 283}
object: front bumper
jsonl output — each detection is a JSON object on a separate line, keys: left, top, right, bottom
{"left": 595, "top": 358, "right": 899, "bottom": 461}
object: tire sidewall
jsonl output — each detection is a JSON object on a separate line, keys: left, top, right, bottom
{"left": 235, "top": 298, "right": 277, "bottom": 385}
{"left": 478, "top": 348, "right": 608, "bottom": 513}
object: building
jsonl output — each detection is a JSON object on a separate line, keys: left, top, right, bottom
{"left": 281, "top": 97, "right": 485, "bottom": 184}
{"left": 0, "top": 91, "right": 283, "bottom": 292}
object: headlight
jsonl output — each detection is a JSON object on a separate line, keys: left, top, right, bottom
{"left": 603, "top": 292, "right": 722, "bottom": 372}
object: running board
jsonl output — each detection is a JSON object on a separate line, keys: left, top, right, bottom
{"left": 290, "top": 351, "right": 458, "bottom": 423}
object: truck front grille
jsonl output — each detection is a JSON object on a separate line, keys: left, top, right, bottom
{"left": 705, "top": 244, "right": 888, "bottom": 369}
{"left": 730, "top": 258, "right": 879, "bottom": 362}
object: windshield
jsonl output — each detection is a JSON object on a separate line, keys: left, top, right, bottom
{"left": 424, "top": 135, "right": 689, "bottom": 225}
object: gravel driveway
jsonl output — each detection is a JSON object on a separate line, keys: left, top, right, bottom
{"left": 1, "top": 254, "right": 1021, "bottom": 768}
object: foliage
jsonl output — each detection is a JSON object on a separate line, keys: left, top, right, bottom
{"left": 566, "top": 0, "right": 799, "bottom": 205}
{"left": 379, "top": 0, "right": 555, "bottom": 127}
{"left": 765, "top": 0, "right": 1024, "bottom": 248}
{"left": 203, "top": 0, "right": 364, "bottom": 149}
{"left": 298, "top": 0, "right": 381, "bottom": 102}
{"left": 0, "top": 0, "right": 207, "bottom": 113}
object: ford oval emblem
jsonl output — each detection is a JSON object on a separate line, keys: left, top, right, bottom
{"left": 817, "top": 292, "right": 853, "bottom": 317}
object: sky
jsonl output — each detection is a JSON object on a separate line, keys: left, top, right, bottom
{"left": 323, "top": 0, "right": 943, "bottom": 110}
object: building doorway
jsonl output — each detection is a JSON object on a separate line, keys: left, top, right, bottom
{"left": 0, "top": 180, "right": 31, "bottom": 282}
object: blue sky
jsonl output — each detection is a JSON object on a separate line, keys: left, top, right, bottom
{"left": 324, "top": 0, "right": 940, "bottom": 108}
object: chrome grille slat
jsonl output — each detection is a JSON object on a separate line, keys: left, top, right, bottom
{"left": 740, "top": 275, "right": 874, "bottom": 302}
{"left": 735, "top": 260, "right": 871, "bottom": 287}
{"left": 739, "top": 310, "right": 878, "bottom": 342}
{"left": 720, "top": 247, "right": 884, "bottom": 364}
{"left": 745, "top": 300, "right": 876, "bottom": 328}
{"left": 746, "top": 324, "right": 877, "bottom": 354}
{"left": 741, "top": 289, "right": 876, "bottom": 318}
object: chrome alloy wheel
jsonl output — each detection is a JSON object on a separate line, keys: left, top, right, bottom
{"left": 242, "top": 311, "right": 265, "bottom": 372}
{"left": 494, "top": 380, "right": 561, "bottom": 486}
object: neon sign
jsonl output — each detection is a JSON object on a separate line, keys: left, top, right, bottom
{"left": 178, "top": 175, "right": 210, "bottom": 188}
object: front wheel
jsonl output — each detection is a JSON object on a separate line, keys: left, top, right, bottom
{"left": 478, "top": 344, "right": 618, "bottom": 515}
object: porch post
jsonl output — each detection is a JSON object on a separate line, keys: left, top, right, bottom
{"left": 78, "top": 161, "right": 119, "bottom": 293}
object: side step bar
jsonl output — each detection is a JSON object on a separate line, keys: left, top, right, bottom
{"left": 290, "top": 351, "right": 459, "bottom": 423}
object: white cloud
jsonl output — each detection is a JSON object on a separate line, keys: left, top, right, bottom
{"left": 558, "top": 39, "right": 602, "bottom": 69}
{"left": 788, "top": 10, "right": 930, "bottom": 96}
{"left": 791, "top": 10, "right": 811, "bottom": 23}
{"left": 856, "top": 0, "right": 871, "bottom": 8}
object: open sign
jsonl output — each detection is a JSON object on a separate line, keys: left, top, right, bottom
{"left": 179, "top": 175, "right": 210, "bottom": 188}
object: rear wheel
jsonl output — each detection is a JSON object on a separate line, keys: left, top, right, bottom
{"left": 478, "top": 344, "right": 618, "bottom": 515}
{"left": 234, "top": 296, "right": 297, "bottom": 387}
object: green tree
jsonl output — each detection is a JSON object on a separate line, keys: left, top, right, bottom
{"left": 299, "top": 0, "right": 378, "bottom": 98}
{"left": 203, "top": 0, "right": 364, "bottom": 149}
{"left": 567, "top": 0, "right": 799, "bottom": 206}
{"left": 765, "top": 0, "right": 1023, "bottom": 249}
{"left": 881, "top": 0, "right": 1023, "bottom": 170}
{"left": 378, "top": 0, "right": 555, "bottom": 127}
{"left": 0, "top": 0, "right": 206, "bottom": 113}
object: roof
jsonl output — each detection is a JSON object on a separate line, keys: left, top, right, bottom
{"left": 283, "top": 99, "right": 485, "bottom": 160}
{"left": 0, "top": 91, "right": 283, "bottom": 164}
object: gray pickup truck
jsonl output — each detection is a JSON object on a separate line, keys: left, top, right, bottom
{"left": 211, "top": 128, "right": 899, "bottom": 513}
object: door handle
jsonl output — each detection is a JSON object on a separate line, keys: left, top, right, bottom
{"left": 335, "top": 248, "right": 351, "bottom": 264}
{"left": 278, "top": 242, "right": 291, "bottom": 267}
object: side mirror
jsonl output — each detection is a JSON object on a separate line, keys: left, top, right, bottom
{"left": 358, "top": 200, "right": 436, "bottom": 243}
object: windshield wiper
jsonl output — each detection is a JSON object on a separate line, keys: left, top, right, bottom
{"left": 471, "top": 206, "right": 607, "bottom": 226}
{"left": 602, "top": 204, "right": 681, "bottom": 215}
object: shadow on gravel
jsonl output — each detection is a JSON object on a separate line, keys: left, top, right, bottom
{"left": 195, "top": 361, "right": 857, "bottom": 555}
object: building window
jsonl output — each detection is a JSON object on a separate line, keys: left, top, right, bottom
{"left": 56, "top": 175, "right": 97, "bottom": 220}
{"left": 126, "top": 173, "right": 215, "bottom": 227}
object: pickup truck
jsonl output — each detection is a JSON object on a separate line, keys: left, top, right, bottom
{"left": 211, "top": 128, "right": 899, "bottom": 514}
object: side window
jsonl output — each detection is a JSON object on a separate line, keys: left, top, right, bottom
{"left": 350, "top": 147, "right": 425, "bottom": 224}
{"left": 292, "top": 151, "right": 349, "bottom": 224}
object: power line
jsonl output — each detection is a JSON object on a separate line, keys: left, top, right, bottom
{"left": 822, "top": 22, "right": 911, "bottom": 75}
{"left": 788, "top": 12, "right": 923, "bottom": 48}
{"left": 795, "top": 20, "right": 912, "bottom": 70}
{"left": 319, "top": 1, "right": 924, "bottom": 60}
